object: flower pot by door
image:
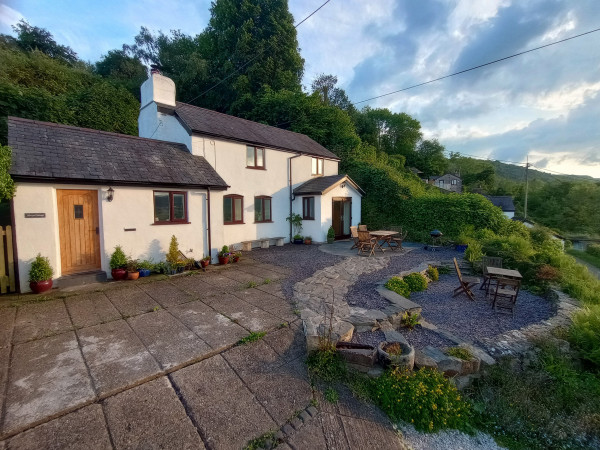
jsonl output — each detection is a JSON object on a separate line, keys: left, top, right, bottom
{"left": 111, "top": 268, "right": 127, "bottom": 280}
{"left": 127, "top": 271, "right": 140, "bottom": 280}
{"left": 30, "top": 279, "right": 53, "bottom": 294}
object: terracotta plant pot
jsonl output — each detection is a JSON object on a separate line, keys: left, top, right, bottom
{"left": 200, "top": 259, "right": 210, "bottom": 268}
{"left": 111, "top": 268, "right": 127, "bottom": 281}
{"left": 232, "top": 256, "right": 240, "bottom": 263}
{"left": 218, "top": 256, "right": 229, "bottom": 265}
{"left": 127, "top": 271, "right": 140, "bottom": 280}
{"left": 30, "top": 279, "right": 53, "bottom": 294}
{"left": 304, "top": 239, "right": 312, "bottom": 245}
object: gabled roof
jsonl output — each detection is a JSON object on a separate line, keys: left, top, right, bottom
{"left": 430, "top": 173, "right": 461, "bottom": 181}
{"left": 293, "top": 175, "right": 364, "bottom": 196}
{"left": 8, "top": 117, "right": 228, "bottom": 189}
{"left": 485, "top": 195, "right": 515, "bottom": 212}
{"left": 175, "top": 102, "right": 339, "bottom": 160}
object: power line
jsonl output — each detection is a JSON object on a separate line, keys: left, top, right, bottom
{"left": 353, "top": 27, "right": 600, "bottom": 105}
{"left": 184, "top": 0, "right": 333, "bottom": 105}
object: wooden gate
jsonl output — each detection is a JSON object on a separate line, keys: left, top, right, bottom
{"left": 0, "top": 226, "right": 16, "bottom": 293}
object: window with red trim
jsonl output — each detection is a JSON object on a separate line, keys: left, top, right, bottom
{"left": 302, "top": 197, "right": 315, "bottom": 220}
{"left": 246, "top": 145, "right": 265, "bottom": 169}
{"left": 224, "top": 195, "right": 244, "bottom": 224}
{"left": 254, "top": 196, "right": 272, "bottom": 222}
{"left": 153, "top": 191, "right": 188, "bottom": 224}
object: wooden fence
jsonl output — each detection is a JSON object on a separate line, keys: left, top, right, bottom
{"left": 0, "top": 226, "right": 15, "bottom": 294}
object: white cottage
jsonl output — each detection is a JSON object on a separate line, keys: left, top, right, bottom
{"left": 9, "top": 72, "right": 363, "bottom": 292}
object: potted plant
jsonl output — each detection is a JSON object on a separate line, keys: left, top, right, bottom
{"left": 232, "top": 251, "right": 242, "bottom": 263}
{"left": 137, "top": 259, "right": 153, "bottom": 277}
{"left": 126, "top": 259, "right": 140, "bottom": 280}
{"left": 304, "top": 236, "right": 312, "bottom": 245}
{"left": 29, "top": 253, "right": 54, "bottom": 294}
{"left": 200, "top": 255, "right": 211, "bottom": 268}
{"left": 218, "top": 245, "right": 230, "bottom": 265}
{"left": 286, "top": 213, "right": 303, "bottom": 244}
{"left": 377, "top": 341, "right": 415, "bottom": 370}
{"left": 110, "top": 245, "right": 128, "bottom": 280}
{"left": 327, "top": 226, "right": 335, "bottom": 244}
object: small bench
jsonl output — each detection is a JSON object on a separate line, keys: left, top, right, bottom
{"left": 241, "top": 237, "right": 285, "bottom": 251}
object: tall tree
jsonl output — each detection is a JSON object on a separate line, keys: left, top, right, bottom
{"left": 8, "top": 20, "right": 78, "bottom": 65}
{"left": 311, "top": 73, "right": 355, "bottom": 113}
{"left": 412, "top": 139, "right": 448, "bottom": 177}
{"left": 201, "top": 0, "right": 304, "bottom": 113}
{"left": 95, "top": 50, "right": 148, "bottom": 100}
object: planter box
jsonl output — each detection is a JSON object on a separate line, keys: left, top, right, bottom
{"left": 337, "top": 342, "right": 377, "bottom": 367}
{"left": 378, "top": 341, "right": 415, "bottom": 370}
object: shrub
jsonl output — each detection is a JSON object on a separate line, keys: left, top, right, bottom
{"left": 401, "top": 311, "right": 421, "bottom": 329}
{"left": 536, "top": 264, "right": 560, "bottom": 282}
{"left": 426, "top": 265, "right": 439, "bottom": 281}
{"left": 586, "top": 243, "right": 600, "bottom": 258}
{"left": 109, "top": 245, "right": 128, "bottom": 269}
{"left": 166, "top": 235, "right": 180, "bottom": 266}
{"left": 218, "top": 245, "right": 229, "bottom": 257}
{"left": 464, "top": 240, "right": 483, "bottom": 264}
{"left": 385, "top": 276, "right": 411, "bottom": 298}
{"left": 403, "top": 272, "right": 428, "bottom": 292}
{"left": 137, "top": 259, "right": 154, "bottom": 270}
{"left": 374, "top": 367, "right": 471, "bottom": 432}
{"left": 569, "top": 306, "right": 600, "bottom": 369}
{"left": 447, "top": 347, "right": 473, "bottom": 361}
{"left": 306, "top": 348, "right": 346, "bottom": 382}
{"left": 28, "top": 254, "right": 53, "bottom": 282}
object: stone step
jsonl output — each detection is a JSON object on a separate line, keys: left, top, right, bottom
{"left": 376, "top": 286, "right": 422, "bottom": 315}
{"left": 54, "top": 270, "right": 107, "bottom": 289}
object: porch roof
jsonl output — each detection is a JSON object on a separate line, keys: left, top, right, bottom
{"left": 293, "top": 174, "right": 364, "bottom": 196}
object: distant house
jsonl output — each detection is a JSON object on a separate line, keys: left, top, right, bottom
{"left": 428, "top": 174, "right": 462, "bottom": 193}
{"left": 409, "top": 167, "right": 424, "bottom": 177}
{"left": 485, "top": 196, "right": 515, "bottom": 219}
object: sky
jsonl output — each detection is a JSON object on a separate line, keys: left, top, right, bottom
{"left": 1, "top": 0, "right": 600, "bottom": 178}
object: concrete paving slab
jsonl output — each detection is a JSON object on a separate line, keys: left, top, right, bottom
{"left": 252, "top": 263, "right": 292, "bottom": 276}
{"left": 138, "top": 280, "right": 194, "bottom": 308}
{"left": 0, "top": 308, "right": 16, "bottom": 348}
{"left": 13, "top": 300, "right": 72, "bottom": 343}
{"left": 262, "top": 324, "right": 306, "bottom": 364}
{"left": 255, "top": 283, "right": 287, "bottom": 300}
{"left": 236, "top": 265, "right": 283, "bottom": 282}
{"left": 127, "top": 311, "right": 211, "bottom": 370}
{"left": 0, "top": 346, "right": 10, "bottom": 424}
{"left": 169, "top": 276, "right": 224, "bottom": 302}
{"left": 222, "top": 339, "right": 282, "bottom": 382}
{"left": 341, "top": 415, "right": 405, "bottom": 449}
{"left": 104, "top": 285, "right": 159, "bottom": 317}
{"left": 103, "top": 377, "right": 204, "bottom": 449}
{"left": 210, "top": 296, "right": 282, "bottom": 332}
{"left": 320, "top": 413, "right": 350, "bottom": 450}
{"left": 286, "top": 414, "right": 328, "bottom": 449}
{"left": 170, "top": 354, "right": 277, "bottom": 450}
{"left": 233, "top": 289, "right": 285, "bottom": 311}
{"left": 78, "top": 320, "right": 161, "bottom": 398}
{"left": 3, "top": 332, "right": 95, "bottom": 435}
{"left": 201, "top": 273, "right": 244, "bottom": 291}
{"left": 65, "top": 292, "right": 121, "bottom": 329}
{"left": 169, "top": 301, "right": 247, "bottom": 350}
{"left": 6, "top": 404, "right": 111, "bottom": 450}
{"left": 220, "top": 269, "right": 260, "bottom": 285}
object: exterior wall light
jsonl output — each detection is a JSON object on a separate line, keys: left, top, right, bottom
{"left": 340, "top": 183, "right": 346, "bottom": 188}
{"left": 107, "top": 187, "right": 114, "bottom": 202}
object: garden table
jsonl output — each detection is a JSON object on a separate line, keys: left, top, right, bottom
{"left": 369, "top": 230, "right": 399, "bottom": 252}
{"left": 484, "top": 266, "right": 522, "bottom": 296}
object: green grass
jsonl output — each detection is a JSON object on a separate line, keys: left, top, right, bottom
{"left": 237, "top": 331, "right": 266, "bottom": 345}
{"left": 568, "top": 249, "right": 600, "bottom": 271}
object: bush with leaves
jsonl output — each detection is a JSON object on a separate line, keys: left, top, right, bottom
{"left": 385, "top": 276, "right": 411, "bottom": 298}
{"left": 109, "top": 245, "right": 128, "bottom": 269}
{"left": 28, "top": 253, "right": 53, "bottom": 282}
{"left": 403, "top": 272, "right": 428, "bottom": 292}
{"left": 569, "top": 305, "right": 600, "bottom": 369}
{"left": 586, "top": 243, "right": 600, "bottom": 259}
{"left": 374, "top": 367, "right": 471, "bottom": 432}
{"left": 166, "top": 235, "right": 180, "bottom": 266}
{"left": 426, "top": 265, "right": 439, "bottom": 282}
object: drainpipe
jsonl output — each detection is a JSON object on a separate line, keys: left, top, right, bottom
{"left": 207, "top": 187, "right": 212, "bottom": 262}
{"left": 288, "top": 153, "right": 302, "bottom": 241}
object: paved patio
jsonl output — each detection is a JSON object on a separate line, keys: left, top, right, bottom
{"left": 0, "top": 258, "right": 405, "bottom": 449}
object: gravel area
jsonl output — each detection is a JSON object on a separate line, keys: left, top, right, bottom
{"left": 399, "top": 423, "right": 504, "bottom": 450}
{"left": 409, "top": 274, "right": 553, "bottom": 346}
{"left": 352, "top": 328, "right": 455, "bottom": 351}
{"left": 248, "top": 244, "right": 344, "bottom": 299}
{"left": 345, "top": 246, "right": 460, "bottom": 309}
{"left": 351, "top": 331, "right": 385, "bottom": 347}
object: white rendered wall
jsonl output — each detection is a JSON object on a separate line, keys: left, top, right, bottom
{"left": 320, "top": 183, "right": 362, "bottom": 241}
{"left": 13, "top": 182, "right": 208, "bottom": 292}
{"left": 140, "top": 74, "right": 176, "bottom": 109}
{"left": 138, "top": 102, "right": 192, "bottom": 150}
{"left": 296, "top": 196, "right": 322, "bottom": 242}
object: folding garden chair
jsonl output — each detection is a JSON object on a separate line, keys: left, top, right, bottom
{"left": 350, "top": 226, "right": 360, "bottom": 250}
{"left": 357, "top": 230, "right": 376, "bottom": 257}
{"left": 453, "top": 257, "right": 481, "bottom": 301}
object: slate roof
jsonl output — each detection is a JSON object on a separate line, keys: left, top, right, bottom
{"left": 485, "top": 195, "right": 515, "bottom": 211}
{"left": 8, "top": 117, "right": 228, "bottom": 189}
{"left": 175, "top": 102, "right": 339, "bottom": 160}
{"left": 293, "top": 175, "right": 364, "bottom": 196}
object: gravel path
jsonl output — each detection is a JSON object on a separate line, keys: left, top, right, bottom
{"left": 399, "top": 424, "right": 505, "bottom": 450}
{"left": 248, "top": 244, "right": 344, "bottom": 299}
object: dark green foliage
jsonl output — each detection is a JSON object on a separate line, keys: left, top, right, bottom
{"left": 8, "top": 20, "right": 78, "bottom": 65}
{"left": 411, "top": 139, "right": 448, "bottom": 177}
{"left": 28, "top": 253, "right": 54, "bottom": 282}
{"left": 426, "top": 265, "right": 439, "bottom": 281}
{"left": 237, "top": 331, "right": 266, "bottom": 345}
{"left": 569, "top": 306, "right": 600, "bottom": 369}
{"left": 385, "top": 276, "right": 411, "bottom": 298}
{"left": 467, "top": 342, "right": 600, "bottom": 449}
{"left": 374, "top": 368, "right": 471, "bottom": 432}
{"left": 403, "top": 272, "right": 428, "bottom": 292}
{"left": 586, "top": 243, "right": 600, "bottom": 258}
{"left": 568, "top": 249, "right": 600, "bottom": 271}
{"left": 0, "top": 145, "right": 15, "bottom": 200}
{"left": 95, "top": 49, "right": 148, "bottom": 100}
{"left": 306, "top": 348, "right": 346, "bottom": 382}
{"left": 109, "top": 246, "right": 128, "bottom": 269}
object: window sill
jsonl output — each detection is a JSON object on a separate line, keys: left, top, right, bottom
{"left": 302, "top": 218, "right": 315, "bottom": 221}
{"left": 311, "top": 174, "right": 323, "bottom": 177}
{"left": 254, "top": 220, "right": 274, "bottom": 224}
{"left": 152, "top": 221, "right": 191, "bottom": 225}
{"left": 224, "top": 222, "right": 245, "bottom": 225}
{"left": 246, "top": 166, "right": 266, "bottom": 170}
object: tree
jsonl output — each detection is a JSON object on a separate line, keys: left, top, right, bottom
{"left": 9, "top": 20, "right": 78, "bottom": 65}
{"left": 95, "top": 50, "right": 148, "bottom": 100}
{"left": 0, "top": 145, "right": 15, "bottom": 200}
{"left": 413, "top": 139, "right": 448, "bottom": 177}
{"left": 311, "top": 73, "right": 355, "bottom": 113}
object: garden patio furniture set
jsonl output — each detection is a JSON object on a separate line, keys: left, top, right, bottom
{"left": 352, "top": 225, "right": 408, "bottom": 256}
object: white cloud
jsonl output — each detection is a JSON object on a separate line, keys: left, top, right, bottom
{"left": 0, "top": 4, "right": 23, "bottom": 33}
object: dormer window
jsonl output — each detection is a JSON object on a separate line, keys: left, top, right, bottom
{"left": 247, "top": 145, "right": 265, "bottom": 169}
{"left": 311, "top": 157, "right": 323, "bottom": 176}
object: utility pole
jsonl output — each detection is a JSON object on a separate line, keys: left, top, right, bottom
{"left": 524, "top": 156, "right": 530, "bottom": 219}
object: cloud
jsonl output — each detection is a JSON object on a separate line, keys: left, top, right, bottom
{"left": 0, "top": 3, "right": 24, "bottom": 34}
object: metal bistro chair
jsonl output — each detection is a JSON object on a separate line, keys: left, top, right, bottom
{"left": 492, "top": 277, "right": 521, "bottom": 316}
{"left": 350, "top": 226, "right": 360, "bottom": 250}
{"left": 357, "top": 230, "right": 376, "bottom": 257}
{"left": 480, "top": 256, "right": 503, "bottom": 293}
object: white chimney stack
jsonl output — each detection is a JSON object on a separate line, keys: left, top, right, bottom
{"left": 140, "top": 72, "right": 176, "bottom": 110}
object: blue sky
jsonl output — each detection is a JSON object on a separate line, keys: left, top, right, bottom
{"left": 2, "top": 0, "right": 600, "bottom": 178}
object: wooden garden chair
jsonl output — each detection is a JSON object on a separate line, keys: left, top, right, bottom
{"left": 357, "top": 230, "right": 376, "bottom": 257}
{"left": 491, "top": 277, "right": 521, "bottom": 316}
{"left": 350, "top": 226, "right": 360, "bottom": 250}
{"left": 358, "top": 224, "right": 368, "bottom": 231}
{"left": 389, "top": 226, "right": 408, "bottom": 250}
{"left": 453, "top": 257, "right": 480, "bottom": 301}
{"left": 480, "top": 256, "right": 503, "bottom": 292}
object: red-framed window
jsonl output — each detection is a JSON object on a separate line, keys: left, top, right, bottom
{"left": 254, "top": 196, "right": 272, "bottom": 223}
{"left": 302, "top": 197, "right": 315, "bottom": 220}
{"left": 311, "top": 157, "right": 323, "bottom": 175}
{"left": 224, "top": 194, "right": 244, "bottom": 224}
{"left": 153, "top": 191, "right": 188, "bottom": 224}
{"left": 246, "top": 145, "right": 265, "bottom": 169}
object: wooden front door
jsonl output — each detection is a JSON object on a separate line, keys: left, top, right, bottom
{"left": 57, "top": 190, "right": 101, "bottom": 275}
{"left": 332, "top": 197, "right": 352, "bottom": 239}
